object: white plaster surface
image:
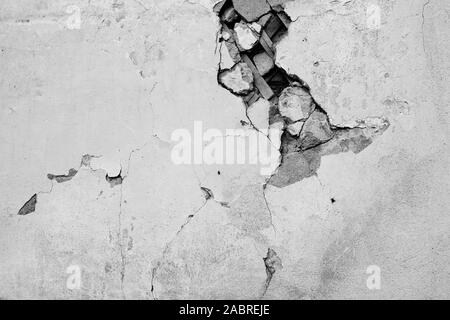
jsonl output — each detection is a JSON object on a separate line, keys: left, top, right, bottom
{"left": 0, "top": 0, "right": 449, "bottom": 299}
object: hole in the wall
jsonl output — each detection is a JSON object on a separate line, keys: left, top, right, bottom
{"left": 106, "top": 173, "right": 123, "bottom": 188}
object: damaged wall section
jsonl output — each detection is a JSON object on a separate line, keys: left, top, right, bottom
{"left": 214, "top": 0, "right": 389, "bottom": 187}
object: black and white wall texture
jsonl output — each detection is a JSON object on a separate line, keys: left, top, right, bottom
{"left": 0, "top": 0, "right": 449, "bottom": 299}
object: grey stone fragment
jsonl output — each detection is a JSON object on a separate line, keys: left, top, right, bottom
{"left": 232, "top": 0, "right": 271, "bottom": 22}
{"left": 278, "top": 86, "right": 315, "bottom": 122}
{"left": 258, "top": 14, "right": 272, "bottom": 27}
{"left": 47, "top": 168, "right": 78, "bottom": 183}
{"left": 220, "top": 41, "right": 238, "bottom": 70}
{"left": 218, "top": 62, "right": 254, "bottom": 95}
{"left": 268, "top": 0, "right": 292, "bottom": 11}
{"left": 106, "top": 174, "right": 123, "bottom": 188}
{"left": 267, "top": 0, "right": 292, "bottom": 6}
{"left": 264, "top": 248, "right": 282, "bottom": 275}
{"left": 253, "top": 51, "right": 274, "bottom": 76}
{"left": 18, "top": 194, "right": 37, "bottom": 216}
{"left": 299, "top": 110, "right": 334, "bottom": 149}
{"left": 247, "top": 98, "right": 271, "bottom": 130}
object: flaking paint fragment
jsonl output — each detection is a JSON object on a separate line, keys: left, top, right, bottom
{"left": 214, "top": 2, "right": 390, "bottom": 188}
{"left": 262, "top": 248, "right": 282, "bottom": 296}
{"left": 106, "top": 173, "right": 123, "bottom": 188}
{"left": 17, "top": 194, "right": 37, "bottom": 216}
{"left": 47, "top": 168, "right": 78, "bottom": 183}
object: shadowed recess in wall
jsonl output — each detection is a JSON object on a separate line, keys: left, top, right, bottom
{"left": 262, "top": 248, "right": 282, "bottom": 297}
{"left": 214, "top": 0, "right": 389, "bottom": 188}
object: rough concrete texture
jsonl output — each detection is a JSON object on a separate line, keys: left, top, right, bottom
{"left": 0, "top": 0, "right": 449, "bottom": 300}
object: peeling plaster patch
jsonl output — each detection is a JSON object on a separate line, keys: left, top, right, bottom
{"left": 47, "top": 168, "right": 78, "bottom": 183}
{"left": 200, "top": 186, "right": 230, "bottom": 207}
{"left": 8, "top": 162, "right": 124, "bottom": 298}
{"left": 228, "top": 184, "right": 273, "bottom": 233}
{"left": 286, "top": 121, "right": 303, "bottom": 136}
{"left": 17, "top": 154, "right": 98, "bottom": 216}
{"left": 219, "top": 42, "right": 236, "bottom": 70}
{"left": 0, "top": 0, "right": 446, "bottom": 301}
{"left": 17, "top": 194, "right": 37, "bottom": 216}
{"left": 16, "top": 153, "right": 125, "bottom": 216}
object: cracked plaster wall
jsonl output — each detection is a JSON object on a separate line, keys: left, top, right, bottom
{"left": 0, "top": 0, "right": 449, "bottom": 299}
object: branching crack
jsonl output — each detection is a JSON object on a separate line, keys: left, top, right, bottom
{"left": 16, "top": 154, "right": 97, "bottom": 216}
